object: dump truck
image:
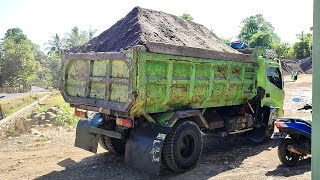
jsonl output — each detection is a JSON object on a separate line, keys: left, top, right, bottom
{"left": 62, "top": 41, "right": 284, "bottom": 174}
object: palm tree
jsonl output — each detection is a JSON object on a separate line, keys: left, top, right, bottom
{"left": 88, "top": 26, "right": 98, "bottom": 40}
{"left": 44, "top": 33, "right": 64, "bottom": 55}
{"left": 64, "top": 26, "right": 88, "bottom": 48}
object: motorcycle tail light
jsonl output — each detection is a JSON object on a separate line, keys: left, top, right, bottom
{"left": 275, "top": 121, "right": 287, "bottom": 128}
{"left": 116, "top": 118, "right": 133, "bottom": 128}
{"left": 74, "top": 109, "right": 87, "bottom": 118}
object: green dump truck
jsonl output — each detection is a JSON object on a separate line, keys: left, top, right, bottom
{"left": 62, "top": 42, "right": 284, "bottom": 174}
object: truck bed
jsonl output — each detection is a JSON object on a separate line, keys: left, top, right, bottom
{"left": 62, "top": 42, "right": 257, "bottom": 116}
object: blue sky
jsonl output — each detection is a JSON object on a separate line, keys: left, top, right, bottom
{"left": 0, "top": 0, "right": 313, "bottom": 49}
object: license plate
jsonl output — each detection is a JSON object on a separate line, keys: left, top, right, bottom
{"left": 272, "top": 132, "right": 287, "bottom": 139}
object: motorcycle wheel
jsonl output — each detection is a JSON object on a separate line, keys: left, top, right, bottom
{"left": 278, "top": 138, "right": 301, "bottom": 167}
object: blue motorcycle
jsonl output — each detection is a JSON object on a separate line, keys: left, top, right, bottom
{"left": 274, "top": 104, "right": 312, "bottom": 166}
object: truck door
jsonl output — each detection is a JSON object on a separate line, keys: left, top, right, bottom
{"left": 263, "top": 67, "right": 284, "bottom": 109}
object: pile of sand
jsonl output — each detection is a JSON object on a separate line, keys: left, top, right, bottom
{"left": 281, "top": 57, "right": 312, "bottom": 75}
{"left": 281, "top": 59, "right": 304, "bottom": 75}
{"left": 72, "top": 7, "right": 239, "bottom": 54}
{"left": 298, "top": 57, "right": 312, "bottom": 73}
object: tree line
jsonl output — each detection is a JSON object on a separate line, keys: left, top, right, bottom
{"left": 0, "top": 14, "right": 313, "bottom": 91}
{"left": 237, "top": 14, "right": 312, "bottom": 59}
{"left": 0, "top": 26, "right": 96, "bottom": 91}
{"left": 181, "top": 13, "right": 312, "bottom": 60}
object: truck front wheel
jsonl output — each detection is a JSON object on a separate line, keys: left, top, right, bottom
{"left": 163, "top": 121, "right": 202, "bottom": 172}
{"left": 99, "top": 135, "right": 126, "bottom": 155}
{"left": 265, "top": 108, "right": 277, "bottom": 139}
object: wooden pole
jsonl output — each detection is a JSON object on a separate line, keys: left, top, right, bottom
{"left": 312, "top": 0, "right": 320, "bottom": 179}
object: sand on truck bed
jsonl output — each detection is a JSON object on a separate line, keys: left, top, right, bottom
{"left": 72, "top": 7, "right": 240, "bottom": 54}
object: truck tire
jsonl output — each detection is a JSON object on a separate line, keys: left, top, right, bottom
{"left": 265, "top": 108, "right": 277, "bottom": 139}
{"left": 249, "top": 107, "right": 275, "bottom": 143}
{"left": 99, "top": 135, "right": 126, "bottom": 155}
{"left": 278, "top": 138, "right": 300, "bottom": 167}
{"left": 163, "top": 121, "right": 202, "bottom": 172}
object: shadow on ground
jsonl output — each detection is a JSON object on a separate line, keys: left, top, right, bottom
{"left": 36, "top": 135, "right": 308, "bottom": 180}
{"left": 265, "top": 157, "right": 311, "bottom": 177}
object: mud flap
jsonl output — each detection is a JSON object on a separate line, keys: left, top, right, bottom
{"left": 125, "top": 124, "right": 171, "bottom": 175}
{"left": 74, "top": 114, "right": 103, "bottom": 153}
{"left": 249, "top": 108, "right": 277, "bottom": 142}
{"left": 249, "top": 127, "right": 267, "bottom": 142}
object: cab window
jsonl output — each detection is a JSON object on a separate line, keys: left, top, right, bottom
{"left": 267, "top": 68, "right": 282, "bottom": 90}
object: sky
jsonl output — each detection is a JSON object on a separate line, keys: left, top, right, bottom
{"left": 0, "top": 0, "right": 313, "bottom": 50}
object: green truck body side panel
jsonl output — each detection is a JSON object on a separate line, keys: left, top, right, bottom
{"left": 130, "top": 49, "right": 257, "bottom": 115}
{"left": 63, "top": 47, "right": 283, "bottom": 118}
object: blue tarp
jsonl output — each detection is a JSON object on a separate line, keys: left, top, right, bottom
{"left": 228, "top": 41, "right": 248, "bottom": 49}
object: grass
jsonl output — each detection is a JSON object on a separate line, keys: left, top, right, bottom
{"left": 34, "top": 93, "right": 78, "bottom": 126}
{"left": 35, "top": 93, "right": 65, "bottom": 113}
{"left": 5, "top": 123, "right": 17, "bottom": 137}
{"left": 0, "top": 93, "right": 47, "bottom": 116}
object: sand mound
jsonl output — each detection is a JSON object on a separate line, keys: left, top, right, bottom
{"left": 73, "top": 7, "right": 239, "bottom": 54}
{"left": 281, "top": 57, "right": 312, "bottom": 75}
{"left": 281, "top": 59, "right": 304, "bottom": 75}
{"left": 298, "top": 57, "right": 312, "bottom": 74}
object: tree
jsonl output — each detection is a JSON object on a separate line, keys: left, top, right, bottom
{"left": 272, "top": 40, "right": 292, "bottom": 58}
{"left": 238, "top": 14, "right": 276, "bottom": 47}
{"left": 4, "top": 28, "right": 27, "bottom": 43}
{"left": 249, "top": 32, "right": 273, "bottom": 48}
{"left": 88, "top": 27, "right": 98, "bottom": 40}
{"left": 291, "top": 31, "right": 312, "bottom": 59}
{"left": 180, "top": 13, "right": 193, "bottom": 21}
{"left": 44, "top": 33, "right": 64, "bottom": 55}
{"left": 40, "top": 26, "right": 97, "bottom": 89}
{"left": 47, "top": 52, "right": 62, "bottom": 88}
{"left": 64, "top": 26, "right": 89, "bottom": 48}
{"left": 0, "top": 28, "right": 37, "bottom": 90}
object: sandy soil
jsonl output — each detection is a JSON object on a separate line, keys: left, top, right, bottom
{"left": 283, "top": 74, "right": 312, "bottom": 120}
{"left": 74, "top": 7, "right": 239, "bottom": 54}
{"left": 0, "top": 75, "right": 312, "bottom": 180}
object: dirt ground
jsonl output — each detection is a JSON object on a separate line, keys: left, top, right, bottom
{"left": 0, "top": 74, "right": 312, "bottom": 180}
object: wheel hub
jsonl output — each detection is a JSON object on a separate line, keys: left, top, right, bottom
{"left": 179, "top": 134, "right": 195, "bottom": 159}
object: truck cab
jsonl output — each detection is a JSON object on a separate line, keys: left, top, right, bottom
{"left": 257, "top": 56, "right": 284, "bottom": 117}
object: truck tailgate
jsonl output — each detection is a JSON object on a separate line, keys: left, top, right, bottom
{"left": 62, "top": 51, "right": 134, "bottom": 112}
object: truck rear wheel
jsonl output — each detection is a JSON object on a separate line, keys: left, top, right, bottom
{"left": 99, "top": 135, "right": 126, "bottom": 155}
{"left": 163, "top": 121, "right": 202, "bottom": 172}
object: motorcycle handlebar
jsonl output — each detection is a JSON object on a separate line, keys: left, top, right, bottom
{"left": 298, "top": 104, "right": 312, "bottom": 111}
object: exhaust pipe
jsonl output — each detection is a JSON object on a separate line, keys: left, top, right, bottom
{"left": 287, "top": 144, "right": 307, "bottom": 156}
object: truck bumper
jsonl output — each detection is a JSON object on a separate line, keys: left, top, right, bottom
{"left": 74, "top": 114, "right": 122, "bottom": 153}
{"left": 74, "top": 114, "right": 171, "bottom": 175}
